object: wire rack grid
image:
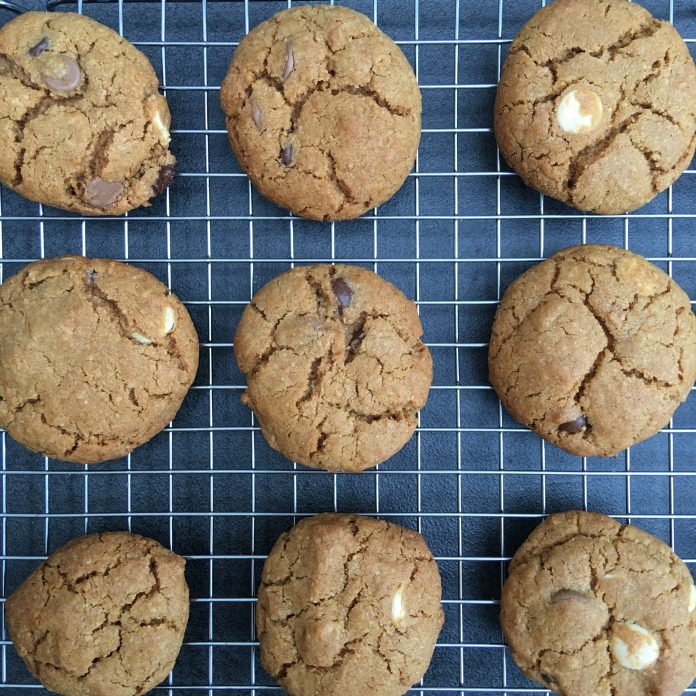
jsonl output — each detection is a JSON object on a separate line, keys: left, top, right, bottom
{"left": 0, "top": 0, "right": 695, "bottom": 694}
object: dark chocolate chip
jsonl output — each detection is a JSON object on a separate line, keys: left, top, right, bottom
{"left": 559, "top": 416, "right": 587, "bottom": 434}
{"left": 153, "top": 165, "right": 175, "bottom": 195}
{"left": 42, "top": 54, "right": 81, "bottom": 92}
{"left": 83, "top": 178, "right": 124, "bottom": 209}
{"left": 28, "top": 37, "right": 49, "bottom": 57}
{"left": 281, "top": 143, "right": 293, "bottom": 166}
{"left": 283, "top": 44, "right": 295, "bottom": 79}
{"left": 86, "top": 269, "right": 97, "bottom": 286}
{"left": 332, "top": 278, "right": 353, "bottom": 310}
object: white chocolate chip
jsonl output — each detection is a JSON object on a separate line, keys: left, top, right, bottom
{"left": 556, "top": 88, "right": 603, "bottom": 134}
{"left": 131, "top": 331, "right": 153, "bottom": 346}
{"left": 152, "top": 111, "right": 171, "bottom": 146}
{"left": 391, "top": 583, "right": 407, "bottom": 622}
{"left": 610, "top": 622, "right": 659, "bottom": 670}
{"left": 689, "top": 583, "right": 696, "bottom": 613}
{"left": 161, "top": 306, "right": 176, "bottom": 336}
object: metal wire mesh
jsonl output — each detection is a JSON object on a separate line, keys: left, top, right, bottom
{"left": 0, "top": 0, "right": 695, "bottom": 693}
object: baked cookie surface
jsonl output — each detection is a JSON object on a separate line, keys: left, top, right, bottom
{"left": 0, "top": 12, "right": 175, "bottom": 215}
{"left": 6, "top": 531, "right": 189, "bottom": 696}
{"left": 494, "top": 0, "right": 696, "bottom": 214}
{"left": 501, "top": 510, "right": 696, "bottom": 696}
{"left": 0, "top": 256, "right": 199, "bottom": 463}
{"left": 488, "top": 244, "right": 696, "bottom": 456}
{"left": 220, "top": 5, "right": 421, "bottom": 220}
{"left": 257, "top": 513, "right": 444, "bottom": 696}
{"left": 234, "top": 264, "right": 432, "bottom": 472}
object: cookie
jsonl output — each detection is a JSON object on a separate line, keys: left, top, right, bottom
{"left": 494, "top": 0, "right": 696, "bottom": 214}
{"left": 234, "top": 264, "right": 432, "bottom": 472}
{"left": 6, "top": 531, "right": 189, "bottom": 696}
{"left": 257, "top": 513, "right": 444, "bottom": 696}
{"left": 220, "top": 5, "right": 421, "bottom": 221}
{"left": 488, "top": 244, "right": 696, "bottom": 457}
{"left": 0, "top": 256, "right": 199, "bottom": 463}
{"left": 0, "top": 12, "right": 175, "bottom": 215}
{"left": 501, "top": 510, "right": 696, "bottom": 696}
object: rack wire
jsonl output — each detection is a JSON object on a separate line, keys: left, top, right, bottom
{"left": 0, "top": 0, "right": 695, "bottom": 693}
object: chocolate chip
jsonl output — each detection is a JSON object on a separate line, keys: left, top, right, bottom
{"left": 332, "top": 278, "right": 353, "bottom": 310}
{"left": 559, "top": 416, "right": 587, "bottom": 434}
{"left": 86, "top": 269, "right": 97, "bottom": 286}
{"left": 281, "top": 143, "right": 293, "bottom": 166}
{"left": 152, "top": 164, "right": 175, "bottom": 196}
{"left": 42, "top": 54, "right": 82, "bottom": 92}
{"left": 28, "top": 37, "right": 49, "bottom": 57}
{"left": 283, "top": 43, "right": 295, "bottom": 79}
{"left": 83, "top": 178, "right": 124, "bottom": 209}
{"left": 551, "top": 589, "right": 591, "bottom": 603}
{"left": 251, "top": 103, "right": 262, "bottom": 129}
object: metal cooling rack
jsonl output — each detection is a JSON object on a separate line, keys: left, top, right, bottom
{"left": 0, "top": 0, "right": 695, "bottom": 694}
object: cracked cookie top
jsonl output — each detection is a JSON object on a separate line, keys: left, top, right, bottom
{"left": 220, "top": 5, "right": 421, "bottom": 221}
{"left": 501, "top": 511, "right": 696, "bottom": 696}
{"left": 0, "top": 256, "right": 199, "bottom": 463}
{"left": 0, "top": 12, "right": 176, "bottom": 215}
{"left": 257, "top": 513, "right": 444, "bottom": 696}
{"left": 488, "top": 244, "right": 696, "bottom": 457}
{"left": 494, "top": 0, "right": 696, "bottom": 214}
{"left": 6, "top": 531, "right": 189, "bottom": 696}
{"left": 234, "top": 264, "right": 432, "bottom": 472}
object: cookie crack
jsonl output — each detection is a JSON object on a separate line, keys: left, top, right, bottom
{"left": 344, "top": 313, "right": 367, "bottom": 364}
{"left": 518, "top": 18, "right": 662, "bottom": 78}
{"left": 296, "top": 356, "right": 323, "bottom": 407}
{"left": 566, "top": 113, "right": 641, "bottom": 201}
{"left": 0, "top": 52, "right": 44, "bottom": 91}
{"left": 348, "top": 405, "right": 417, "bottom": 424}
{"left": 331, "top": 84, "right": 411, "bottom": 118}
{"left": 326, "top": 150, "right": 357, "bottom": 215}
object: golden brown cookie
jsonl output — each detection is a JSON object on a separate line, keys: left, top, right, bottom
{"left": 501, "top": 511, "right": 696, "bottom": 696}
{"left": 488, "top": 244, "right": 696, "bottom": 456}
{"left": 0, "top": 12, "right": 175, "bottom": 215}
{"left": 0, "top": 256, "right": 199, "bottom": 463}
{"left": 257, "top": 513, "right": 444, "bottom": 696}
{"left": 220, "top": 5, "right": 421, "bottom": 220}
{"left": 494, "top": 0, "right": 696, "bottom": 214}
{"left": 234, "top": 264, "right": 432, "bottom": 472}
{"left": 6, "top": 531, "right": 189, "bottom": 696}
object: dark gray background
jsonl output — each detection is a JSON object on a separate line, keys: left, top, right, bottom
{"left": 0, "top": 0, "right": 695, "bottom": 693}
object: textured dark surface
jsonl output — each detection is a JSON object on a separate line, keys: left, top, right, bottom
{"left": 0, "top": 0, "right": 695, "bottom": 694}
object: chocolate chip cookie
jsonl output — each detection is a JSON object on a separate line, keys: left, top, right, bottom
{"left": 488, "top": 245, "right": 696, "bottom": 457}
{"left": 220, "top": 5, "right": 421, "bottom": 220}
{"left": 494, "top": 0, "right": 696, "bottom": 214}
{"left": 0, "top": 12, "right": 176, "bottom": 215}
{"left": 501, "top": 510, "right": 696, "bottom": 696}
{"left": 257, "top": 513, "right": 444, "bottom": 696}
{"left": 6, "top": 532, "right": 189, "bottom": 696}
{"left": 0, "top": 256, "right": 199, "bottom": 463}
{"left": 234, "top": 264, "right": 432, "bottom": 472}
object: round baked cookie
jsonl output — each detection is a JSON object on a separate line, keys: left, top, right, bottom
{"left": 257, "top": 513, "right": 444, "bottom": 696}
{"left": 494, "top": 0, "right": 696, "bottom": 214}
{"left": 220, "top": 5, "right": 421, "bottom": 221}
{"left": 501, "top": 510, "right": 696, "bottom": 696}
{"left": 488, "top": 244, "right": 696, "bottom": 457}
{"left": 0, "top": 12, "right": 176, "bottom": 215}
{"left": 234, "top": 264, "right": 432, "bottom": 472}
{"left": 0, "top": 256, "right": 199, "bottom": 463}
{"left": 6, "top": 532, "right": 189, "bottom": 696}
